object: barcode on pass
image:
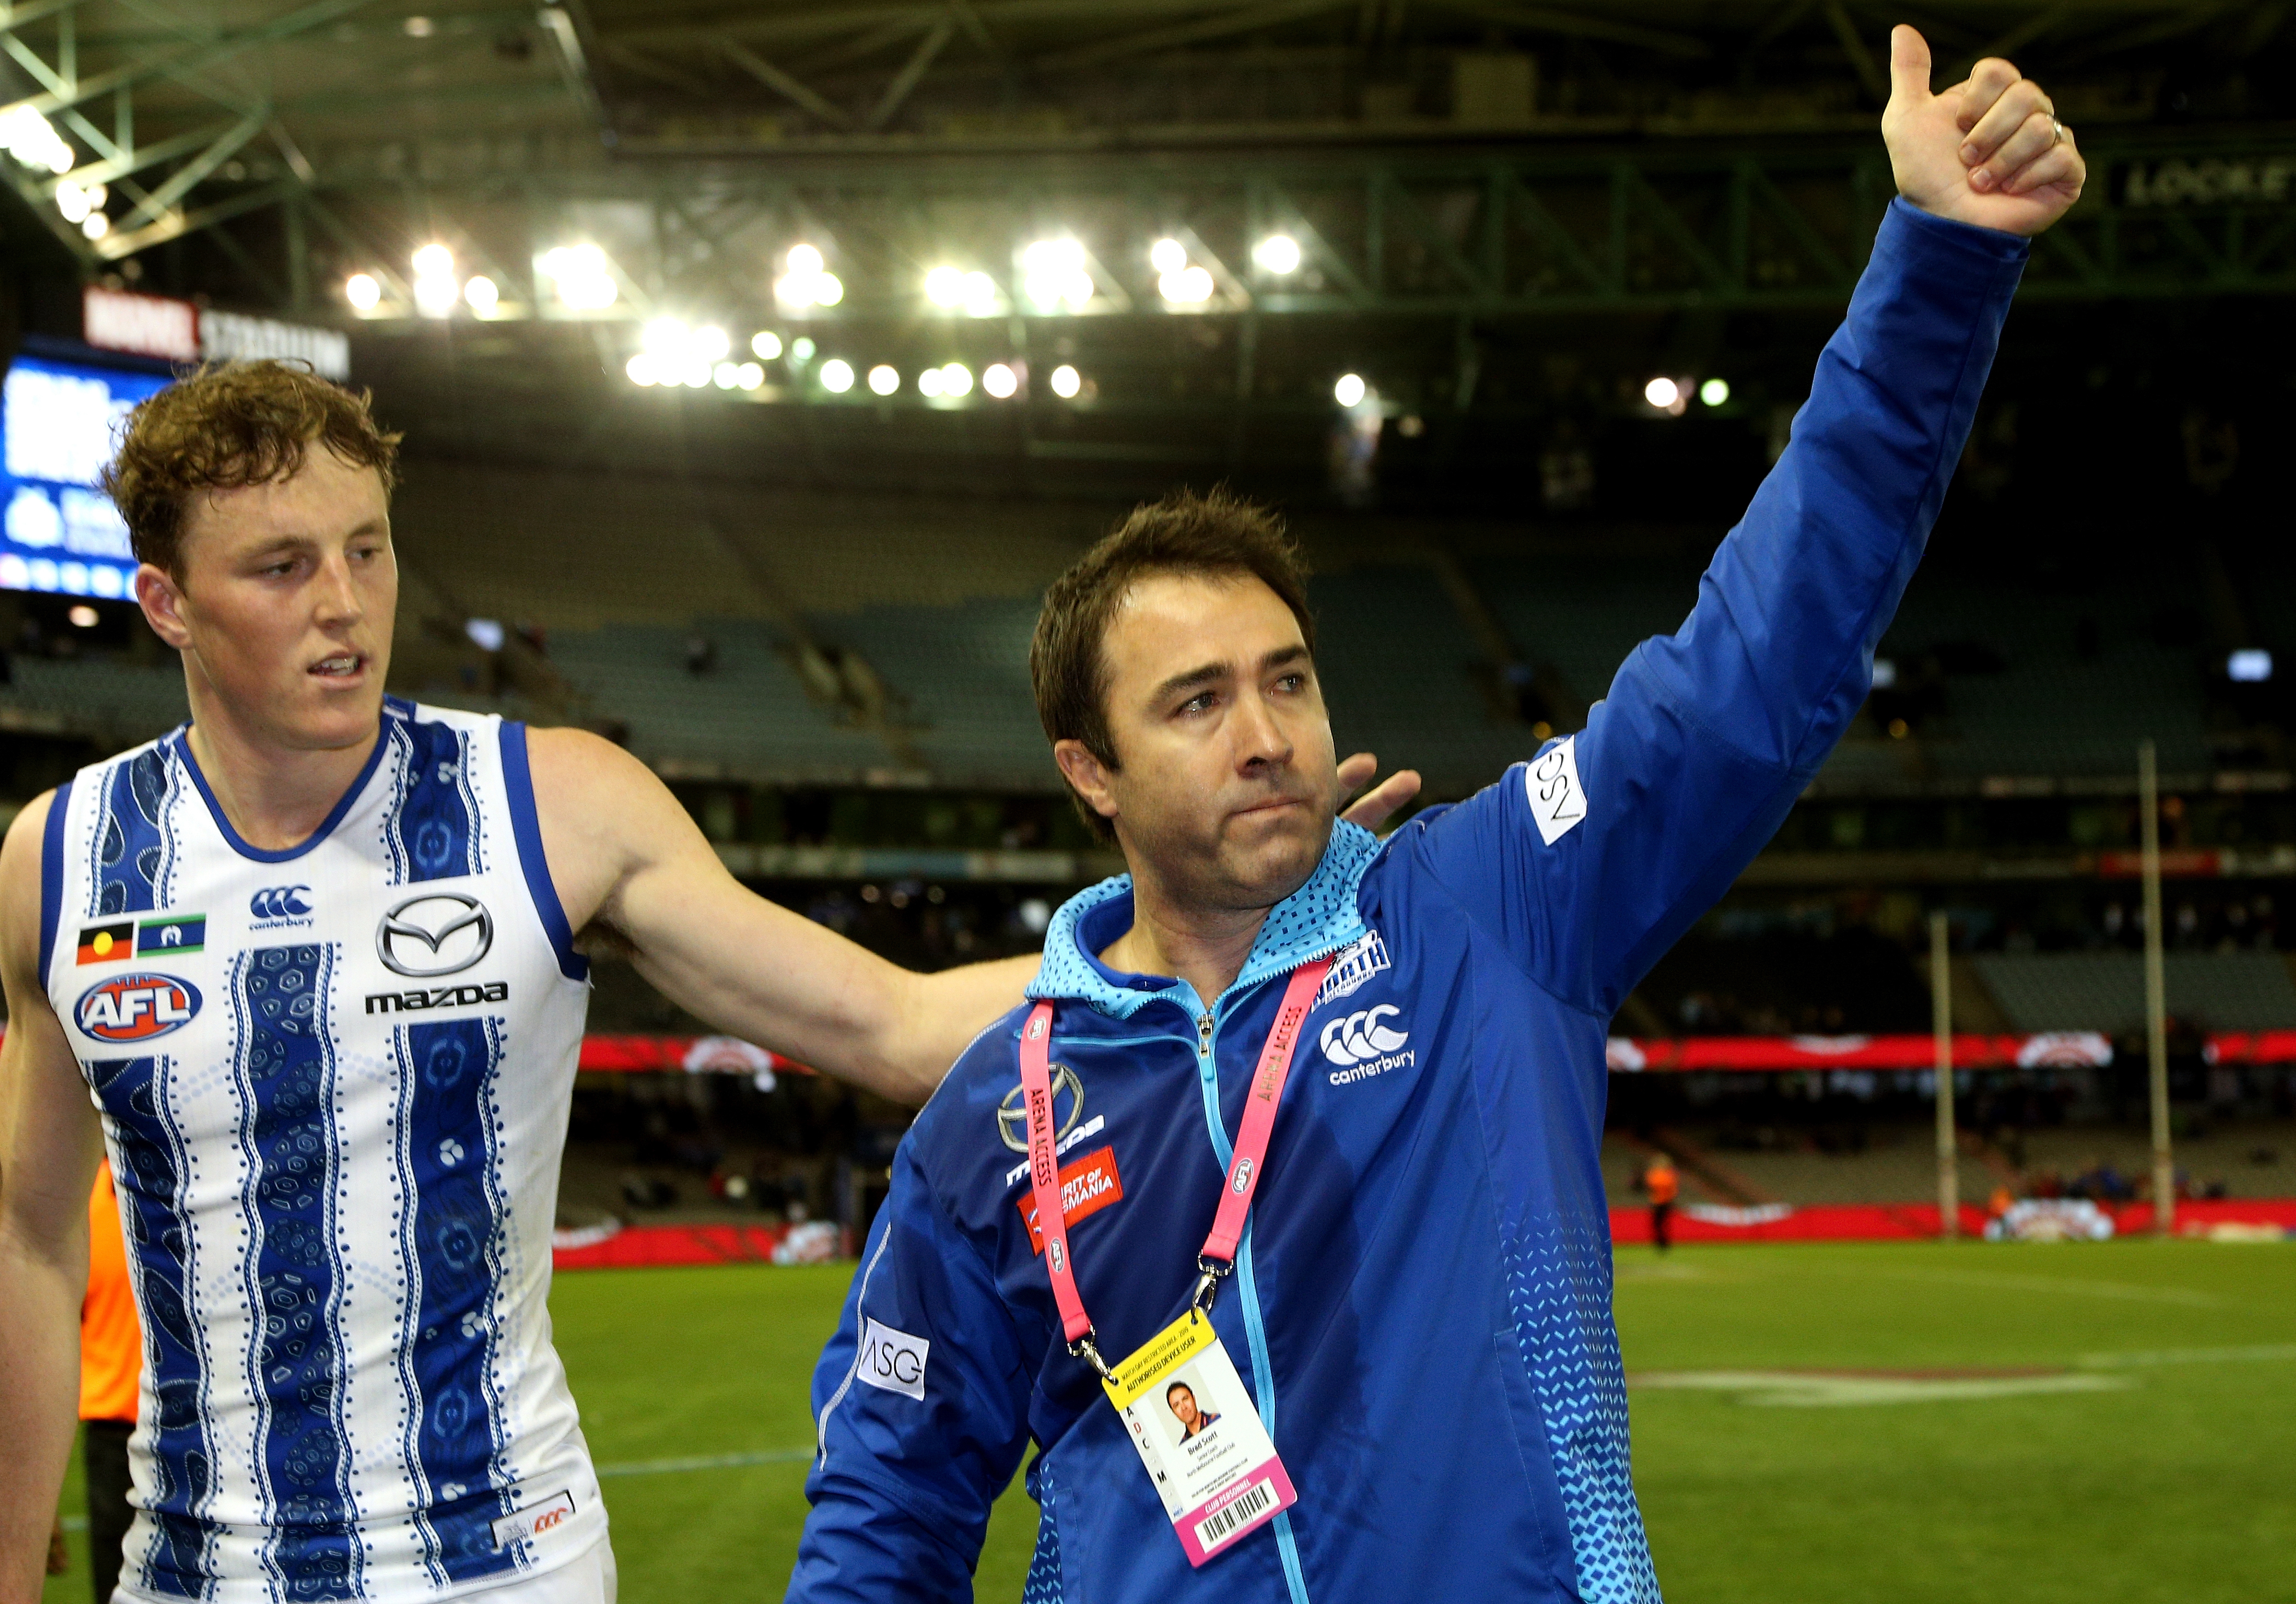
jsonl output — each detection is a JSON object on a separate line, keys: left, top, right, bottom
{"left": 1194, "top": 1480, "right": 1275, "bottom": 1550}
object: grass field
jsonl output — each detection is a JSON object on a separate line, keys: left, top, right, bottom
{"left": 42, "top": 1239, "right": 2296, "bottom": 1602}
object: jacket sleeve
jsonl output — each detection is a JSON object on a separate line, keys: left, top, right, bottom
{"left": 786, "top": 1137, "right": 1036, "bottom": 1603}
{"left": 1405, "top": 198, "right": 2029, "bottom": 1017}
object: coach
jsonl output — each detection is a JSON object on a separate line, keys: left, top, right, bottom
{"left": 788, "top": 28, "right": 2083, "bottom": 1604}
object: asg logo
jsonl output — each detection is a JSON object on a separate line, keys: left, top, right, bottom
{"left": 249, "top": 886, "right": 312, "bottom": 921}
{"left": 377, "top": 893, "right": 493, "bottom": 978}
{"left": 76, "top": 973, "right": 202, "bottom": 1042}
{"left": 1320, "top": 1005, "right": 1408, "bottom": 1067}
{"left": 856, "top": 1318, "right": 930, "bottom": 1401}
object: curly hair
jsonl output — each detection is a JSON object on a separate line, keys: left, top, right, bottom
{"left": 99, "top": 360, "right": 402, "bottom": 577}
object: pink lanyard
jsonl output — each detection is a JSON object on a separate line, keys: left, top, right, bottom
{"left": 1019, "top": 957, "right": 1332, "bottom": 1378}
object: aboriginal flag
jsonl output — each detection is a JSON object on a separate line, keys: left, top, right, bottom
{"left": 77, "top": 922, "right": 133, "bottom": 964}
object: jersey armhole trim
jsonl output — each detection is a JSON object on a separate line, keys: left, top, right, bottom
{"left": 39, "top": 778, "right": 71, "bottom": 992}
{"left": 499, "top": 722, "right": 590, "bottom": 982}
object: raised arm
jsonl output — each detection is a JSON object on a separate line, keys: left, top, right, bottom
{"left": 0, "top": 792, "right": 109, "bottom": 1604}
{"left": 1406, "top": 31, "right": 2082, "bottom": 1016}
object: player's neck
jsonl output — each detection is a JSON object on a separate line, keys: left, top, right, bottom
{"left": 1099, "top": 875, "right": 1270, "bottom": 1006}
{"left": 182, "top": 697, "right": 382, "bottom": 853}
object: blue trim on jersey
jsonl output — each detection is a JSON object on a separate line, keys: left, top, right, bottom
{"left": 234, "top": 943, "right": 361, "bottom": 1600}
{"left": 91, "top": 746, "right": 173, "bottom": 917}
{"left": 174, "top": 724, "right": 389, "bottom": 865}
{"left": 498, "top": 723, "right": 589, "bottom": 982}
{"left": 395, "top": 1017, "right": 523, "bottom": 1584}
{"left": 384, "top": 709, "right": 484, "bottom": 885}
{"left": 38, "top": 778, "right": 69, "bottom": 992}
{"left": 90, "top": 1053, "right": 218, "bottom": 1600}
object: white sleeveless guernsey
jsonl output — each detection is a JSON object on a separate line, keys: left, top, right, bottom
{"left": 42, "top": 698, "right": 605, "bottom": 1604}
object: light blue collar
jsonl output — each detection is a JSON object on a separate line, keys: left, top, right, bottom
{"left": 1027, "top": 820, "right": 1383, "bottom": 1018}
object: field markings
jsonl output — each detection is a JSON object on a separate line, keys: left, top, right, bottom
{"left": 595, "top": 1447, "right": 817, "bottom": 1478}
{"left": 2079, "top": 1343, "right": 2296, "bottom": 1369}
{"left": 1629, "top": 1369, "right": 2129, "bottom": 1407}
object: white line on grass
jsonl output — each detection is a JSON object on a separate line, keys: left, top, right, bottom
{"left": 595, "top": 1448, "right": 817, "bottom": 1479}
{"left": 1881, "top": 1268, "right": 2221, "bottom": 1307}
{"left": 2080, "top": 1343, "right": 2296, "bottom": 1369}
{"left": 1629, "top": 1370, "right": 2129, "bottom": 1407}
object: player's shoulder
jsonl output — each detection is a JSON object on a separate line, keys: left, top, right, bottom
{"left": 520, "top": 722, "right": 654, "bottom": 796}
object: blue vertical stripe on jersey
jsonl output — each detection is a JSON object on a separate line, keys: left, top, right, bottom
{"left": 498, "top": 723, "right": 588, "bottom": 982}
{"left": 233, "top": 944, "right": 362, "bottom": 1601}
{"left": 90, "top": 1053, "right": 218, "bottom": 1600}
{"left": 385, "top": 710, "right": 483, "bottom": 885}
{"left": 39, "top": 777, "right": 71, "bottom": 990}
{"left": 90, "top": 746, "right": 173, "bottom": 917}
{"left": 396, "top": 1016, "right": 522, "bottom": 1584}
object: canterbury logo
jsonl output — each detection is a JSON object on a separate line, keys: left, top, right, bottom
{"left": 1320, "top": 1005, "right": 1408, "bottom": 1066}
{"left": 249, "top": 885, "right": 312, "bottom": 920}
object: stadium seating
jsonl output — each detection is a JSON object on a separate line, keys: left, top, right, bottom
{"left": 1973, "top": 951, "right": 2296, "bottom": 1033}
{"left": 0, "top": 654, "right": 187, "bottom": 742}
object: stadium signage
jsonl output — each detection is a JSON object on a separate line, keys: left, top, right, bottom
{"left": 82, "top": 286, "right": 351, "bottom": 380}
{"left": 2121, "top": 156, "right": 2296, "bottom": 208}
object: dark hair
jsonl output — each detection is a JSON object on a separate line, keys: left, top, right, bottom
{"left": 1167, "top": 1381, "right": 1196, "bottom": 1401}
{"left": 1030, "top": 489, "right": 1315, "bottom": 839}
{"left": 100, "top": 359, "right": 403, "bottom": 577}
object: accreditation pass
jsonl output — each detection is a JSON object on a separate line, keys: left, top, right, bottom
{"left": 1105, "top": 1311, "right": 1298, "bottom": 1566}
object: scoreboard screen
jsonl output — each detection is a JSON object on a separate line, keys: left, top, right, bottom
{"left": 0, "top": 354, "right": 170, "bottom": 597}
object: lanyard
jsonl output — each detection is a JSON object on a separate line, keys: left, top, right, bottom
{"left": 1018, "top": 956, "right": 1332, "bottom": 1378}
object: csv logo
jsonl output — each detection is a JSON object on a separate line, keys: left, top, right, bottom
{"left": 77, "top": 973, "right": 202, "bottom": 1041}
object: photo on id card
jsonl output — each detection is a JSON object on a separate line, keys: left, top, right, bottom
{"left": 1110, "top": 1316, "right": 1296, "bottom": 1562}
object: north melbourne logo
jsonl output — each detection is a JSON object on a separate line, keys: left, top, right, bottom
{"left": 377, "top": 893, "right": 493, "bottom": 977}
{"left": 1321, "top": 1005, "right": 1416, "bottom": 1084}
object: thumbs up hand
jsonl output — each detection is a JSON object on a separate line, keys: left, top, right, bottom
{"left": 1882, "top": 25, "right": 2085, "bottom": 237}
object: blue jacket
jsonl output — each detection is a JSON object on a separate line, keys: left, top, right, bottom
{"left": 788, "top": 200, "right": 2029, "bottom": 1604}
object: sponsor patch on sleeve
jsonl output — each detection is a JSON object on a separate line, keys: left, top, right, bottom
{"left": 856, "top": 1318, "right": 932, "bottom": 1401}
{"left": 1524, "top": 735, "right": 1588, "bottom": 846}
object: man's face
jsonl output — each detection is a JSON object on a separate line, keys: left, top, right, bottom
{"left": 137, "top": 449, "right": 396, "bottom": 753}
{"left": 1168, "top": 1385, "right": 1200, "bottom": 1427}
{"left": 1064, "top": 571, "right": 1338, "bottom": 914}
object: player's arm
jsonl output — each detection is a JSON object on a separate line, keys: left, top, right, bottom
{"left": 0, "top": 792, "right": 107, "bottom": 1604}
{"left": 789, "top": 1140, "right": 1036, "bottom": 1602}
{"left": 1407, "top": 32, "right": 2080, "bottom": 1015}
{"left": 529, "top": 729, "right": 1420, "bottom": 1106}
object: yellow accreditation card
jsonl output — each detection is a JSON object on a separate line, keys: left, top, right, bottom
{"left": 1103, "top": 1312, "right": 1299, "bottom": 1567}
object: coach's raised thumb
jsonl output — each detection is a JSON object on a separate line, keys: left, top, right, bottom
{"left": 1887, "top": 23, "right": 1931, "bottom": 108}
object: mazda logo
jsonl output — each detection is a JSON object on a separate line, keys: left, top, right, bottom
{"left": 377, "top": 893, "right": 493, "bottom": 978}
{"left": 997, "top": 1063, "right": 1082, "bottom": 1154}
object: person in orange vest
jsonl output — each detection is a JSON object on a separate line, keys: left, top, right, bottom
{"left": 1643, "top": 1154, "right": 1680, "bottom": 1253}
{"left": 80, "top": 1157, "right": 143, "bottom": 1604}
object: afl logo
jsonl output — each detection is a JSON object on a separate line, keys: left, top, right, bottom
{"left": 377, "top": 893, "right": 493, "bottom": 978}
{"left": 77, "top": 973, "right": 202, "bottom": 1041}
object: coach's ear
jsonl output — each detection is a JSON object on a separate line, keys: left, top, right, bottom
{"left": 135, "top": 563, "right": 192, "bottom": 651}
{"left": 1053, "top": 739, "right": 1121, "bottom": 829}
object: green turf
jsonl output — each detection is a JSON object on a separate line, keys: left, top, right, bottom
{"left": 44, "top": 1241, "right": 2296, "bottom": 1603}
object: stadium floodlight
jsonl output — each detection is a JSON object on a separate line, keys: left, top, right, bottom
{"left": 538, "top": 244, "right": 618, "bottom": 311}
{"left": 54, "top": 180, "right": 89, "bottom": 223}
{"left": 925, "top": 266, "right": 966, "bottom": 308}
{"left": 736, "top": 362, "right": 765, "bottom": 391}
{"left": 345, "top": 273, "right": 382, "bottom": 312}
{"left": 917, "top": 366, "right": 946, "bottom": 398}
{"left": 1021, "top": 238, "right": 1094, "bottom": 313}
{"left": 752, "top": 331, "right": 783, "bottom": 360}
{"left": 80, "top": 212, "right": 108, "bottom": 241}
{"left": 0, "top": 106, "right": 74, "bottom": 174}
{"left": 713, "top": 362, "right": 741, "bottom": 390}
{"left": 1334, "top": 372, "right": 1367, "bottom": 407}
{"left": 1049, "top": 364, "right": 1082, "bottom": 400}
{"left": 1871, "top": 658, "right": 1898, "bottom": 689}
{"left": 68, "top": 604, "right": 97, "bottom": 628}
{"left": 983, "top": 362, "right": 1018, "bottom": 399}
{"left": 868, "top": 364, "right": 900, "bottom": 396}
{"left": 1700, "top": 377, "right": 1731, "bottom": 407}
{"left": 695, "top": 325, "right": 731, "bottom": 361}
{"left": 1159, "top": 264, "right": 1215, "bottom": 306}
{"left": 1151, "top": 237, "right": 1187, "bottom": 276}
{"left": 787, "top": 244, "right": 824, "bottom": 276}
{"left": 412, "top": 243, "right": 454, "bottom": 279}
{"left": 1252, "top": 233, "right": 1302, "bottom": 274}
{"left": 625, "top": 354, "right": 657, "bottom": 387}
{"left": 641, "top": 318, "right": 687, "bottom": 355}
{"left": 792, "top": 336, "right": 816, "bottom": 361}
{"left": 463, "top": 276, "right": 499, "bottom": 314}
{"left": 775, "top": 245, "right": 842, "bottom": 311}
{"left": 412, "top": 274, "right": 459, "bottom": 319}
{"left": 941, "top": 362, "right": 974, "bottom": 397}
{"left": 1643, "top": 376, "right": 1680, "bottom": 409}
{"left": 819, "top": 358, "right": 855, "bottom": 393}
{"left": 2229, "top": 648, "right": 2274, "bottom": 683}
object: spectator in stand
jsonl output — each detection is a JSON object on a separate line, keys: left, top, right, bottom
{"left": 81, "top": 1158, "right": 142, "bottom": 1604}
{"left": 1643, "top": 1154, "right": 1680, "bottom": 1253}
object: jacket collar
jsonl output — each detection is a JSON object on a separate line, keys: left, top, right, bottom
{"left": 1027, "top": 820, "right": 1382, "bottom": 1019}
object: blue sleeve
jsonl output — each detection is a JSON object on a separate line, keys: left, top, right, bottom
{"left": 1404, "top": 199, "right": 2029, "bottom": 1017}
{"left": 787, "top": 1138, "right": 1035, "bottom": 1603}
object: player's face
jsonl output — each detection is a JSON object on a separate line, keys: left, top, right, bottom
{"left": 1077, "top": 572, "right": 1338, "bottom": 913}
{"left": 139, "top": 450, "right": 396, "bottom": 753}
